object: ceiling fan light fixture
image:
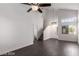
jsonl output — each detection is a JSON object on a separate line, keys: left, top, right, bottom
{"left": 32, "top": 5, "right": 38, "bottom": 11}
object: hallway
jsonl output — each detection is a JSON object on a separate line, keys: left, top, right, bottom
{"left": 2, "top": 39, "right": 79, "bottom": 56}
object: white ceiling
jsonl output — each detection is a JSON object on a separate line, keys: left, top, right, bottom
{"left": 51, "top": 3, "right": 79, "bottom": 10}
{"left": 22, "top": 3, "right": 79, "bottom": 11}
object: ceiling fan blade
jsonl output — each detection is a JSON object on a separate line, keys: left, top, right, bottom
{"left": 39, "top": 3, "right": 51, "bottom": 7}
{"left": 27, "top": 8, "right": 32, "bottom": 12}
{"left": 38, "top": 8, "right": 42, "bottom": 13}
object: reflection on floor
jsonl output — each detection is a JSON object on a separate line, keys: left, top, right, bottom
{"left": 2, "top": 38, "right": 79, "bottom": 56}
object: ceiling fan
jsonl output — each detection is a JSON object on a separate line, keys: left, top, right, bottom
{"left": 22, "top": 3, "right": 51, "bottom": 13}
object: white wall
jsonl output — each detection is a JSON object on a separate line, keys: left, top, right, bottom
{"left": 78, "top": 11, "right": 79, "bottom": 44}
{"left": 44, "top": 24, "right": 58, "bottom": 40}
{"left": 43, "top": 8, "right": 58, "bottom": 40}
{"left": 43, "top": 8, "right": 58, "bottom": 28}
{"left": 32, "top": 12, "right": 43, "bottom": 40}
{"left": 0, "top": 3, "right": 43, "bottom": 55}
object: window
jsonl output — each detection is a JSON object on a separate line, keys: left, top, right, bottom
{"left": 61, "top": 17, "right": 76, "bottom": 35}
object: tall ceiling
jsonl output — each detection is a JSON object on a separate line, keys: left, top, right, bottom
{"left": 51, "top": 3, "right": 79, "bottom": 10}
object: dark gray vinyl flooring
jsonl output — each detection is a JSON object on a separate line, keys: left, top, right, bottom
{"left": 1, "top": 38, "right": 79, "bottom": 56}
